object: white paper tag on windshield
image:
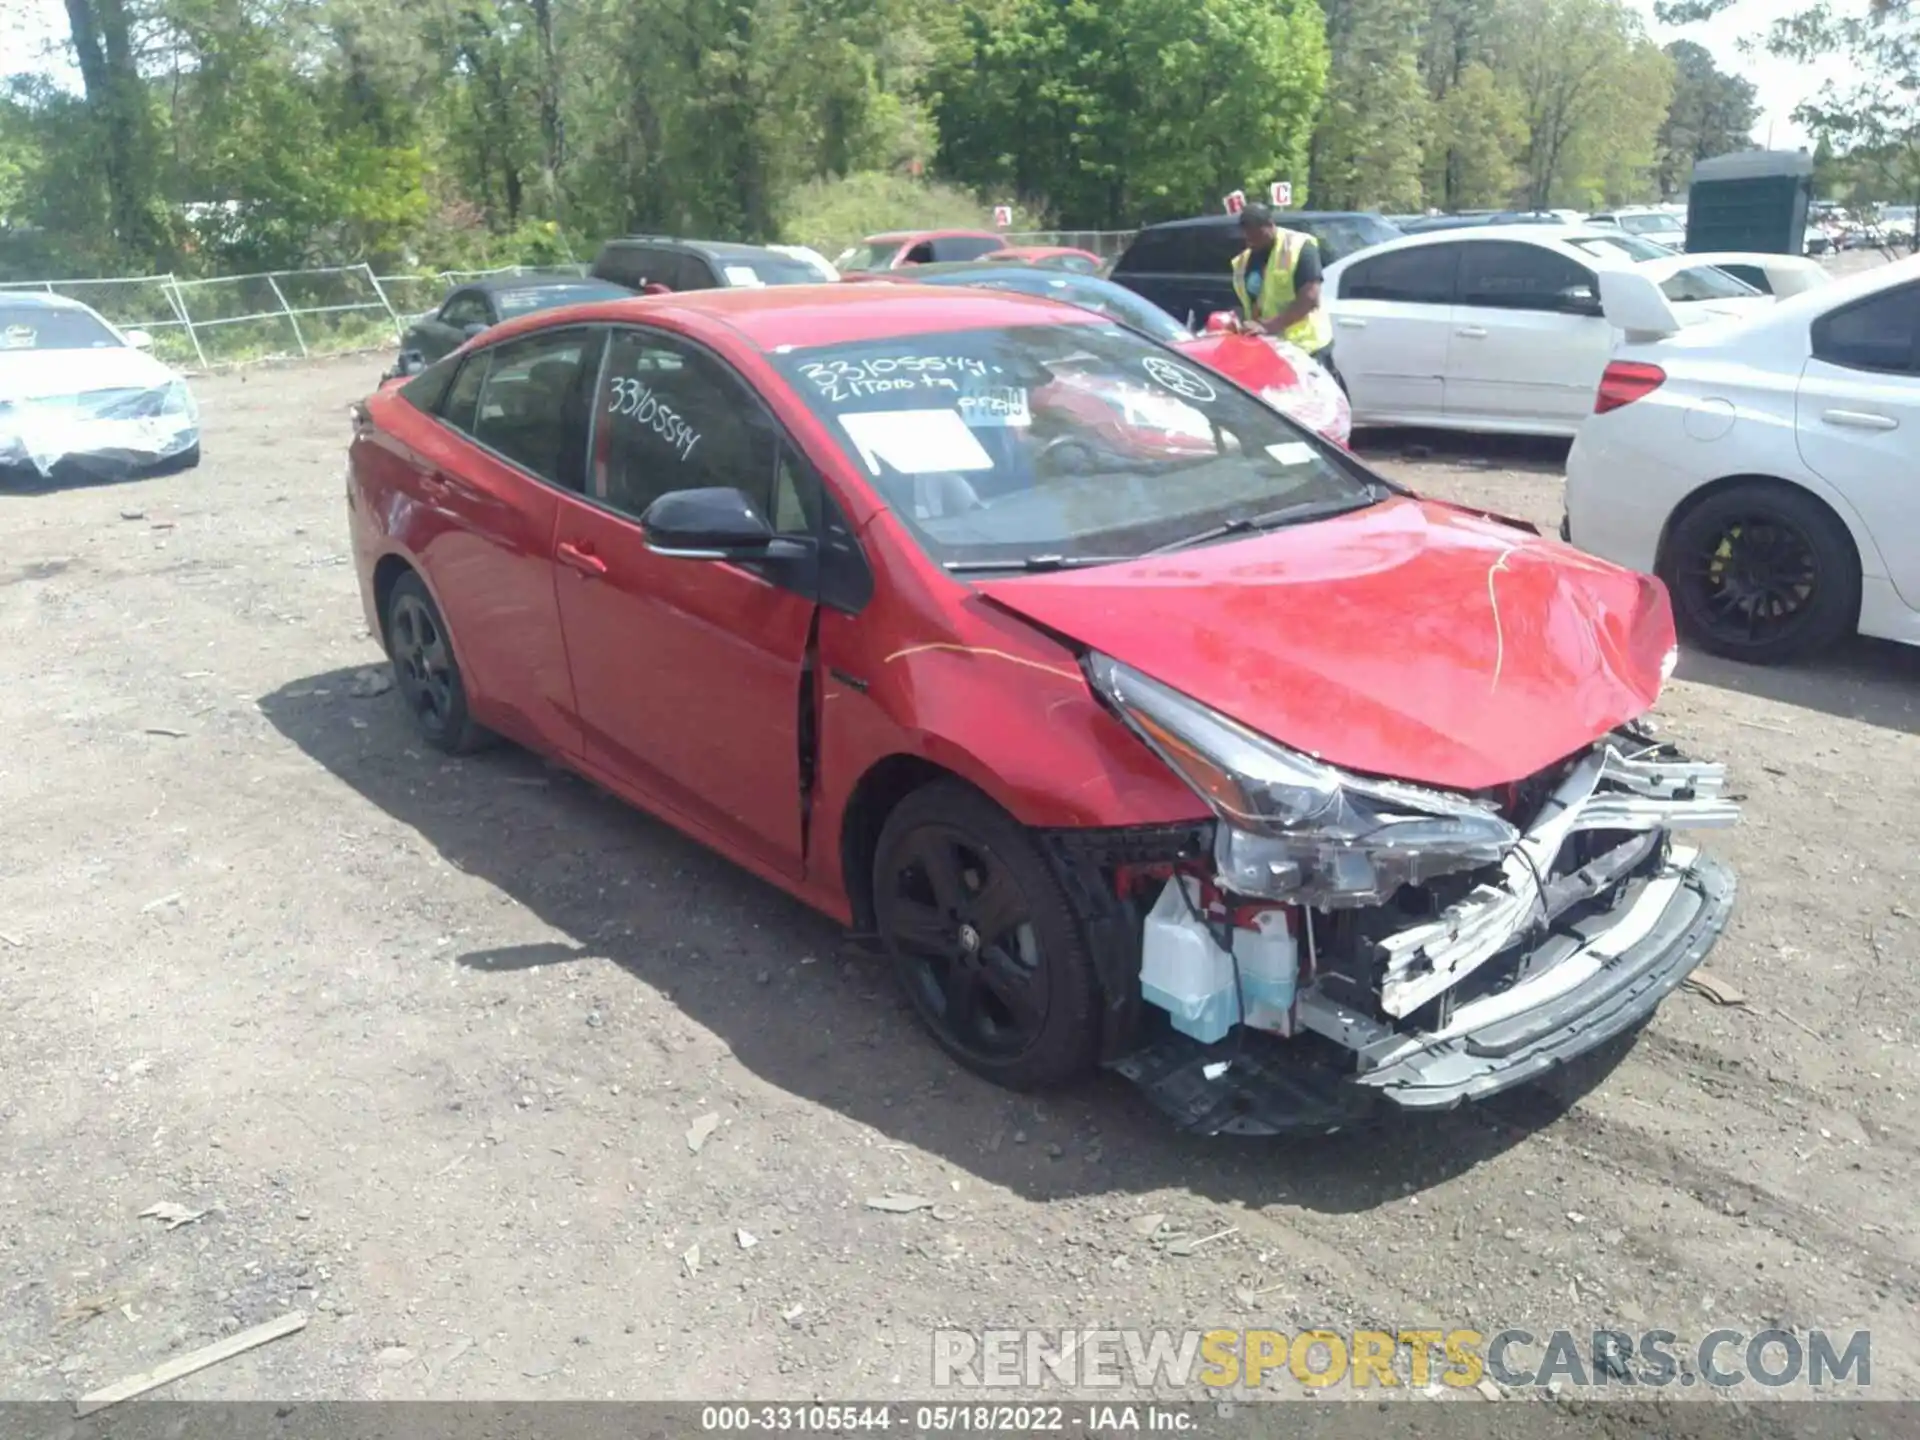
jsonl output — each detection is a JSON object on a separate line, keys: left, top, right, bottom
{"left": 838, "top": 409, "right": 994, "bottom": 475}
{"left": 723, "top": 266, "right": 766, "bottom": 288}
{"left": 1265, "top": 441, "right": 1317, "bottom": 467}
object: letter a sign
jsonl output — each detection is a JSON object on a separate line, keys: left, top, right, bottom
{"left": 992, "top": 205, "right": 1013, "bottom": 229}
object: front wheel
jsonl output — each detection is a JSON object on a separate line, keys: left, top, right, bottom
{"left": 872, "top": 781, "right": 1101, "bottom": 1090}
{"left": 1660, "top": 482, "right": 1859, "bottom": 664}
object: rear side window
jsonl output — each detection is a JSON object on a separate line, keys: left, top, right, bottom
{"left": 1457, "top": 242, "right": 1595, "bottom": 312}
{"left": 439, "top": 352, "right": 489, "bottom": 433}
{"left": 469, "top": 328, "right": 601, "bottom": 488}
{"left": 591, "top": 244, "right": 667, "bottom": 291}
{"left": 670, "top": 253, "right": 719, "bottom": 290}
{"left": 1115, "top": 225, "right": 1238, "bottom": 275}
{"left": 439, "top": 290, "right": 491, "bottom": 328}
{"left": 1340, "top": 245, "right": 1460, "bottom": 305}
{"left": 1812, "top": 283, "right": 1920, "bottom": 374}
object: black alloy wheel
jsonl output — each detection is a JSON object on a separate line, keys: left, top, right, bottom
{"left": 1662, "top": 482, "right": 1859, "bottom": 665}
{"left": 872, "top": 782, "right": 1101, "bottom": 1089}
{"left": 384, "top": 572, "right": 486, "bottom": 752}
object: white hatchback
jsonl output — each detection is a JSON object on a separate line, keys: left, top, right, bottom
{"left": 0, "top": 292, "right": 199, "bottom": 478}
{"left": 1321, "top": 226, "right": 1790, "bottom": 437}
{"left": 1565, "top": 255, "right": 1920, "bottom": 664}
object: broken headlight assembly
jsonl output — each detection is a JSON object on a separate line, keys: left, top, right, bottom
{"left": 1085, "top": 654, "right": 1518, "bottom": 907}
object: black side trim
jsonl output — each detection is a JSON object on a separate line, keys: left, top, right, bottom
{"left": 828, "top": 668, "right": 868, "bottom": 693}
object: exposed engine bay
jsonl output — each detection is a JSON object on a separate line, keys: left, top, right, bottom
{"left": 1071, "top": 723, "right": 1739, "bottom": 1134}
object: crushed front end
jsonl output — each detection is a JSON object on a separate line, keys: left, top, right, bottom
{"left": 1065, "top": 655, "right": 1739, "bottom": 1135}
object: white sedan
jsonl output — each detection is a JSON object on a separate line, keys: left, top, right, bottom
{"left": 1321, "top": 226, "right": 1794, "bottom": 436}
{"left": 1565, "top": 254, "right": 1919, "bottom": 663}
{"left": 0, "top": 293, "right": 199, "bottom": 479}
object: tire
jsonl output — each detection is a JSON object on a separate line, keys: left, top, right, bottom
{"left": 382, "top": 571, "right": 488, "bottom": 753}
{"left": 1659, "top": 481, "right": 1859, "bottom": 665}
{"left": 872, "top": 780, "right": 1102, "bottom": 1090}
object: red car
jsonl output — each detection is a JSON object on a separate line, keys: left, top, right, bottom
{"left": 985, "top": 246, "right": 1105, "bottom": 273}
{"left": 835, "top": 230, "right": 1008, "bottom": 272}
{"left": 347, "top": 285, "right": 1738, "bottom": 1133}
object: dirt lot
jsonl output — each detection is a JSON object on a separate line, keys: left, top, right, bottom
{"left": 2, "top": 352, "right": 1917, "bottom": 1409}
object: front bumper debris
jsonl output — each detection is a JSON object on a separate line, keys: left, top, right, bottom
{"left": 1111, "top": 844, "right": 1734, "bottom": 1135}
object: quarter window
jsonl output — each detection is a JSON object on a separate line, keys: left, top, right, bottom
{"left": 440, "top": 352, "right": 489, "bottom": 434}
{"left": 1811, "top": 284, "right": 1920, "bottom": 375}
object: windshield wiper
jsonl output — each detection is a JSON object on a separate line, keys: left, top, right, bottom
{"left": 943, "top": 555, "right": 1137, "bottom": 574}
{"left": 1148, "top": 492, "right": 1383, "bottom": 555}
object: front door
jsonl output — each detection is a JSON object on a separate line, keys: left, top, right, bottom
{"left": 1795, "top": 279, "right": 1920, "bottom": 608}
{"left": 1447, "top": 241, "right": 1611, "bottom": 431}
{"left": 552, "top": 326, "right": 818, "bottom": 878}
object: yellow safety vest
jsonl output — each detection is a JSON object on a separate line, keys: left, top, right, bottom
{"left": 1231, "top": 230, "right": 1333, "bottom": 352}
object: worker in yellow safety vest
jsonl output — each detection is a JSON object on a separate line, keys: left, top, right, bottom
{"left": 1229, "top": 203, "right": 1342, "bottom": 389}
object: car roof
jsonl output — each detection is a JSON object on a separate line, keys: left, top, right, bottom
{"left": 1136, "top": 211, "right": 1387, "bottom": 232}
{"left": 599, "top": 236, "right": 796, "bottom": 260}
{"left": 466, "top": 273, "right": 625, "bottom": 293}
{"left": 1324, "top": 224, "right": 1670, "bottom": 272}
{"left": 493, "top": 282, "right": 1105, "bottom": 353}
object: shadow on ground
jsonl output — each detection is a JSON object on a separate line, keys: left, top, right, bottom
{"left": 261, "top": 669, "right": 1638, "bottom": 1218}
{"left": 1350, "top": 428, "right": 1572, "bottom": 478}
{"left": 1676, "top": 636, "right": 1920, "bottom": 737}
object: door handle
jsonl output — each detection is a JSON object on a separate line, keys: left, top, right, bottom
{"left": 1455, "top": 326, "right": 1488, "bottom": 339}
{"left": 1822, "top": 409, "right": 1898, "bottom": 432}
{"left": 556, "top": 540, "right": 608, "bottom": 578}
{"left": 1335, "top": 316, "right": 1368, "bottom": 329}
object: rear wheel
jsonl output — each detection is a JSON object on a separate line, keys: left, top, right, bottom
{"left": 383, "top": 571, "right": 487, "bottom": 753}
{"left": 1660, "top": 482, "right": 1859, "bottom": 664}
{"left": 872, "top": 781, "right": 1101, "bottom": 1089}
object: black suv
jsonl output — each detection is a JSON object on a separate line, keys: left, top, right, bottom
{"left": 1109, "top": 212, "right": 1402, "bottom": 326}
{"left": 589, "top": 237, "right": 825, "bottom": 292}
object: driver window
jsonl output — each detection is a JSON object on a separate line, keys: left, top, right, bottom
{"left": 594, "top": 328, "right": 781, "bottom": 521}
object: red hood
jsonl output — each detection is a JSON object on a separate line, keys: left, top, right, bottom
{"left": 974, "top": 497, "right": 1675, "bottom": 791}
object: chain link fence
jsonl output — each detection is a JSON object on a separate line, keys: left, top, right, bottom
{"left": 1, "top": 263, "right": 589, "bottom": 371}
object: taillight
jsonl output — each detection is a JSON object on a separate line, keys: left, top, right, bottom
{"left": 1595, "top": 361, "right": 1665, "bottom": 414}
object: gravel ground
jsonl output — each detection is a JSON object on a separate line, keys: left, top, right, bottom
{"left": 1, "top": 350, "right": 1916, "bottom": 1410}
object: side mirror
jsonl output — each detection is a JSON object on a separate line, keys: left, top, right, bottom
{"left": 462, "top": 321, "right": 489, "bottom": 339}
{"left": 641, "top": 487, "right": 780, "bottom": 559}
{"left": 124, "top": 329, "right": 154, "bottom": 350}
{"left": 1558, "top": 285, "right": 1602, "bottom": 316}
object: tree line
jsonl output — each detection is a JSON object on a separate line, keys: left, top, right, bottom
{"left": 0, "top": 0, "right": 1903, "bottom": 280}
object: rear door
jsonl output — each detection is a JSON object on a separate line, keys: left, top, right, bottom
{"left": 1327, "top": 242, "right": 1461, "bottom": 422}
{"left": 1447, "top": 241, "right": 1610, "bottom": 430}
{"left": 1795, "top": 280, "right": 1920, "bottom": 607}
{"left": 406, "top": 327, "right": 601, "bottom": 756}
{"left": 551, "top": 326, "right": 818, "bottom": 877}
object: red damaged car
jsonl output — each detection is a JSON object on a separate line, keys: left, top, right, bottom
{"left": 347, "top": 285, "right": 1738, "bottom": 1134}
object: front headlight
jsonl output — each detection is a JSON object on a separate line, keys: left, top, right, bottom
{"left": 1085, "top": 654, "right": 1519, "bottom": 906}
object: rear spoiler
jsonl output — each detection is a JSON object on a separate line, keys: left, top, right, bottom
{"left": 1735, "top": 255, "right": 1829, "bottom": 300}
{"left": 1598, "top": 270, "right": 1682, "bottom": 343}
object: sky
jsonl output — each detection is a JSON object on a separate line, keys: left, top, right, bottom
{"left": 1, "top": 0, "right": 1864, "bottom": 152}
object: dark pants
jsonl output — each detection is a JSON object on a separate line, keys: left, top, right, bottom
{"left": 1311, "top": 344, "right": 1346, "bottom": 396}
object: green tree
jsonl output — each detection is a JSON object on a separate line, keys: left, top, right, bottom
{"left": 1654, "top": 39, "right": 1759, "bottom": 197}
{"left": 934, "top": 0, "right": 1328, "bottom": 226}
{"left": 1503, "top": 0, "right": 1673, "bottom": 207}
{"left": 1430, "top": 61, "right": 1528, "bottom": 208}
{"left": 1310, "top": 0, "right": 1431, "bottom": 211}
{"left": 60, "top": 0, "right": 170, "bottom": 263}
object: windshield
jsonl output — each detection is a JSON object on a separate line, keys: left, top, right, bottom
{"left": 494, "top": 280, "right": 631, "bottom": 318}
{"left": 919, "top": 272, "right": 1190, "bottom": 345}
{"left": 716, "top": 254, "right": 823, "bottom": 287}
{"left": 1658, "top": 264, "right": 1762, "bottom": 303}
{"left": 773, "top": 323, "right": 1377, "bottom": 568}
{"left": 835, "top": 242, "right": 901, "bottom": 273}
{"left": 0, "top": 304, "right": 121, "bottom": 351}
{"left": 1568, "top": 233, "right": 1673, "bottom": 263}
